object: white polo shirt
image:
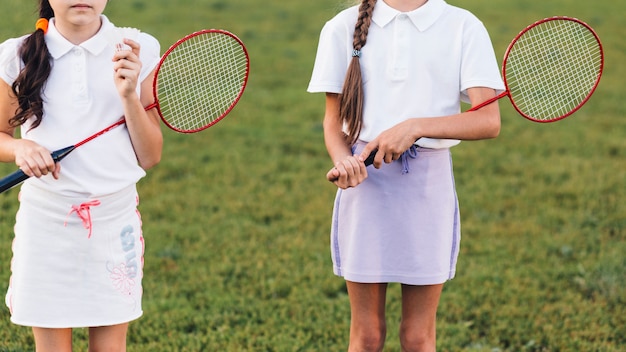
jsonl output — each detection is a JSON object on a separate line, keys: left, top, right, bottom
{"left": 0, "top": 16, "right": 160, "bottom": 197}
{"left": 307, "top": 0, "right": 505, "bottom": 148}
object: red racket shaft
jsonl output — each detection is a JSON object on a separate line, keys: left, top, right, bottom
{"left": 0, "top": 116, "right": 133, "bottom": 194}
{"left": 0, "top": 100, "right": 163, "bottom": 194}
{"left": 0, "top": 119, "right": 125, "bottom": 193}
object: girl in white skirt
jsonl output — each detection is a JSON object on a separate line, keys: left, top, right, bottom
{"left": 308, "top": 0, "right": 505, "bottom": 350}
{"left": 0, "top": 0, "right": 162, "bottom": 350}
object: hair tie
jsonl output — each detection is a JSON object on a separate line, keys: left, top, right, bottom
{"left": 35, "top": 18, "right": 49, "bottom": 34}
{"left": 352, "top": 49, "right": 362, "bottom": 58}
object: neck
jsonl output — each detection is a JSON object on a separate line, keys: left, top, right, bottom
{"left": 52, "top": 18, "right": 103, "bottom": 45}
{"left": 383, "top": 0, "right": 429, "bottom": 12}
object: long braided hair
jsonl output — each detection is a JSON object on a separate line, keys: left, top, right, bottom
{"left": 339, "top": 0, "right": 376, "bottom": 145}
{"left": 10, "top": 0, "right": 54, "bottom": 129}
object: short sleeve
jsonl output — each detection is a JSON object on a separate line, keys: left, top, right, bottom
{"left": 137, "top": 32, "right": 161, "bottom": 83}
{"left": 0, "top": 37, "right": 26, "bottom": 85}
{"left": 307, "top": 19, "right": 351, "bottom": 94}
{"left": 459, "top": 20, "right": 505, "bottom": 103}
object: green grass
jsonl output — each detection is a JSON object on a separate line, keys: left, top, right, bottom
{"left": 1, "top": 0, "right": 625, "bottom": 351}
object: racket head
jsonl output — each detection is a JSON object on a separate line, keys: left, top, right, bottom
{"left": 153, "top": 29, "right": 250, "bottom": 133}
{"left": 502, "top": 17, "right": 604, "bottom": 123}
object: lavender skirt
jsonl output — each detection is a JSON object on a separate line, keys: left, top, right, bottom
{"left": 330, "top": 142, "right": 461, "bottom": 285}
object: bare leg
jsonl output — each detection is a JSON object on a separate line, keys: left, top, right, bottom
{"left": 32, "top": 327, "right": 73, "bottom": 352}
{"left": 399, "top": 284, "right": 444, "bottom": 352}
{"left": 88, "top": 323, "right": 129, "bottom": 352}
{"left": 346, "top": 281, "right": 388, "bottom": 352}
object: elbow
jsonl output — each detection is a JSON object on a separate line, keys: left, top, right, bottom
{"left": 138, "top": 145, "right": 163, "bottom": 170}
{"left": 137, "top": 134, "right": 163, "bottom": 170}
{"left": 140, "top": 158, "right": 160, "bottom": 170}
{"left": 139, "top": 150, "right": 162, "bottom": 170}
{"left": 488, "top": 121, "right": 501, "bottom": 139}
{"left": 485, "top": 112, "right": 501, "bottom": 139}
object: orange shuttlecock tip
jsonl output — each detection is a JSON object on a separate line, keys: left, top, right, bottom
{"left": 35, "top": 18, "right": 49, "bottom": 34}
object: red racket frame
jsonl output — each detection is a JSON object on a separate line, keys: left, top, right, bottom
{"left": 359, "top": 16, "right": 604, "bottom": 168}
{"left": 0, "top": 29, "right": 249, "bottom": 194}
{"left": 153, "top": 29, "right": 250, "bottom": 133}
{"left": 473, "top": 16, "right": 604, "bottom": 123}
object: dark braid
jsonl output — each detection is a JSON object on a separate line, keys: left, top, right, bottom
{"left": 10, "top": 0, "right": 54, "bottom": 129}
{"left": 339, "top": 0, "right": 376, "bottom": 145}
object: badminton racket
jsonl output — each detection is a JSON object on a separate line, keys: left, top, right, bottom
{"left": 360, "top": 16, "right": 603, "bottom": 167}
{"left": 0, "top": 29, "right": 249, "bottom": 193}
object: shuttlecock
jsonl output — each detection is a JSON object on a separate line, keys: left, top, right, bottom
{"left": 104, "top": 27, "right": 140, "bottom": 51}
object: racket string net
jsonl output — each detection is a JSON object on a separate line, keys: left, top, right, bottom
{"left": 505, "top": 19, "right": 602, "bottom": 121}
{"left": 156, "top": 32, "right": 248, "bottom": 132}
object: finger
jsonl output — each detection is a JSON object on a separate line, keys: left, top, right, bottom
{"left": 33, "top": 154, "right": 49, "bottom": 176}
{"left": 362, "top": 149, "right": 377, "bottom": 166}
{"left": 344, "top": 156, "right": 362, "bottom": 177}
{"left": 124, "top": 38, "right": 141, "bottom": 57}
{"left": 384, "top": 152, "right": 394, "bottom": 164}
{"left": 114, "top": 67, "right": 136, "bottom": 80}
{"left": 326, "top": 167, "right": 340, "bottom": 182}
{"left": 52, "top": 163, "right": 61, "bottom": 180}
{"left": 329, "top": 158, "right": 354, "bottom": 184}
{"left": 359, "top": 141, "right": 379, "bottom": 162}
{"left": 45, "top": 157, "right": 56, "bottom": 175}
{"left": 113, "top": 54, "right": 140, "bottom": 70}
{"left": 112, "top": 49, "right": 140, "bottom": 69}
{"left": 357, "top": 157, "right": 367, "bottom": 176}
{"left": 20, "top": 160, "right": 42, "bottom": 178}
{"left": 371, "top": 149, "right": 386, "bottom": 169}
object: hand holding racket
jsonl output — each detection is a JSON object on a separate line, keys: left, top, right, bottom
{"left": 358, "top": 16, "right": 604, "bottom": 168}
{"left": 0, "top": 29, "right": 249, "bottom": 194}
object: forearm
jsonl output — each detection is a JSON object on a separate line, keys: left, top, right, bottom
{"left": 322, "top": 93, "right": 368, "bottom": 188}
{"left": 410, "top": 106, "right": 501, "bottom": 142}
{"left": 122, "top": 93, "right": 163, "bottom": 170}
{"left": 323, "top": 93, "right": 352, "bottom": 163}
{"left": 359, "top": 87, "right": 502, "bottom": 167}
{"left": 409, "top": 87, "right": 501, "bottom": 142}
{"left": 0, "top": 132, "right": 17, "bottom": 163}
{"left": 112, "top": 41, "right": 163, "bottom": 170}
{"left": 0, "top": 79, "right": 19, "bottom": 163}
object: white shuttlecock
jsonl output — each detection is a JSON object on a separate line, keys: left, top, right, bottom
{"left": 104, "top": 27, "right": 140, "bottom": 51}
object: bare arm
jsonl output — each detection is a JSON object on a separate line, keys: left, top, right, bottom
{"left": 0, "top": 79, "right": 59, "bottom": 178}
{"left": 113, "top": 39, "right": 163, "bottom": 170}
{"left": 323, "top": 93, "right": 367, "bottom": 189}
{"left": 360, "top": 87, "right": 501, "bottom": 168}
{"left": 0, "top": 79, "right": 18, "bottom": 162}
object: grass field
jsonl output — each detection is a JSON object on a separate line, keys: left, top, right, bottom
{"left": 0, "top": 0, "right": 624, "bottom": 351}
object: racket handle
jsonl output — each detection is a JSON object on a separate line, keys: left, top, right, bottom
{"left": 363, "top": 150, "right": 376, "bottom": 166}
{"left": 0, "top": 146, "right": 75, "bottom": 194}
{"left": 330, "top": 90, "right": 510, "bottom": 183}
{"left": 0, "top": 169, "right": 29, "bottom": 194}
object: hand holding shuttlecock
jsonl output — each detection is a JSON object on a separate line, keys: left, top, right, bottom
{"left": 104, "top": 27, "right": 140, "bottom": 52}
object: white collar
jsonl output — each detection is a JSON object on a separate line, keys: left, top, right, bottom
{"left": 372, "top": 0, "right": 447, "bottom": 31}
{"left": 45, "top": 15, "right": 114, "bottom": 59}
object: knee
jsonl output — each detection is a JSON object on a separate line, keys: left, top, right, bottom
{"left": 399, "top": 325, "right": 436, "bottom": 352}
{"left": 350, "top": 322, "right": 387, "bottom": 351}
{"left": 361, "top": 332, "right": 386, "bottom": 351}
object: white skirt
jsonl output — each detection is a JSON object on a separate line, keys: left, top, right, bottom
{"left": 5, "top": 183, "right": 144, "bottom": 328}
{"left": 330, "top": 142, "right": 461, "bottom": 285}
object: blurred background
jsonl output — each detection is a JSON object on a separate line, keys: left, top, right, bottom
{"left": 0, "top": 0, "right": 624, "bottom": 350}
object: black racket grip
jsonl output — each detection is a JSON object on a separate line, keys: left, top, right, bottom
{"left": 0, "top": 146, "right": 75, "bottom": 194}
{"left": 364, "top": 150, "right": 376, "bottom": 166}
{"left": 0, "top": 169, "right": 29, "bottom": 193}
